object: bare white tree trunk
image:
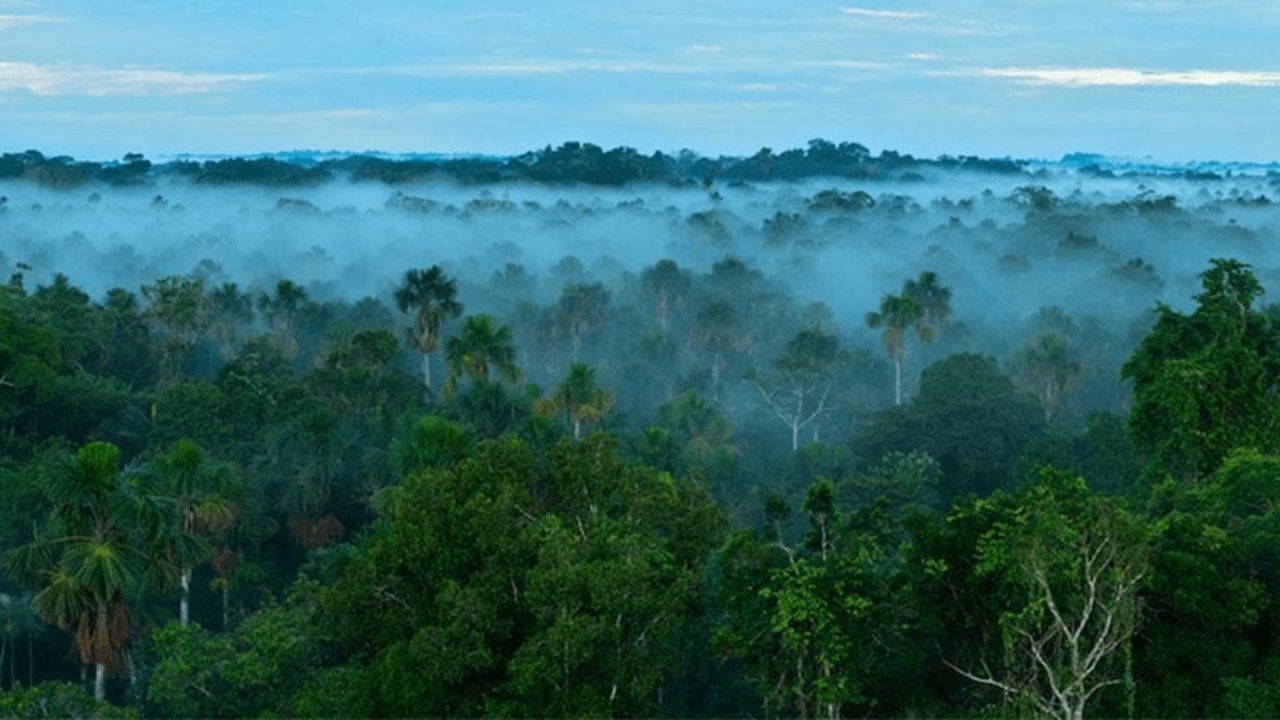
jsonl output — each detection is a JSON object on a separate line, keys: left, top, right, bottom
{"left": 947, "top": 529, "right": 1145, "bottom": 720}
{"left": 894, "top": 356, "right": 903, "bottom": 406}
{"left": 180, "top": 570, "right": 191, "bottom": 626}
{"left": 94, "top": 662, "right": 105, "bottom": 701}
{"left": 421, "top": 352, "right": 432, "bottom": 392}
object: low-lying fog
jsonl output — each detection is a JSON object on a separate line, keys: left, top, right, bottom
{"left": 4, "top": 165, "right": 1280, "bottom": 426}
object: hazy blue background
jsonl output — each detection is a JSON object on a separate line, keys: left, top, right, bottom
{"left": 1, "top": 0, "right": 1277, "bottom": 161}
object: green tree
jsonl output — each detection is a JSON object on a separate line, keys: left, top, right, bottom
{"left": 0, "top": 681, "right": 133, "bottom": 719}
{"left": 257, "top": 279, "right": 310, "bottom": 360}
{"left": 4, "top": 442, "right": 185, "bottom": 700}
{"left": 393, "top": 265, "right": 463, "bottom": 394}
{"left": 147, "top": 579, "right": 339, "bottom": 718}
{"left": 443, "top": 314, "right": 521, "bottom": 398}
{"left": 536, "top": 363, "right": 615, "bottom": 440}
{"left": 903, "top": 270, "right": 952, "bottom": 337}
{"left": 318, "top": 436, "right": 724, "bottom": 717}
{"left": 1014, "top": 333, "right": 1083, "bottom": 422}
{"left": 154, "top": 439, "right": 236, "bottom": 627}
{"left": 859, "top": 353, "right": 1045, "bottom": 499}
{"left": 141, "top": 275, "right": 208, "bottom": 385}
{"left": 942, "top": 471, "right": 1148, "bottom": 720}
{"left": 692, "top": 298, "right": 742, "bottom": 390}
{"left": 866, "top": 294, "right": 923, "bottom": 407}
{"left": 1133, "top": 450, "right": 1280, "bottom": 716}
{"left": 715, "top": 483, "right": 910, "bottom": 718}
{"left": 867, "top": 271, "right": 952, "bottom": 406}
{"left": 640, "top": 259, "right": 691, "bottom": 333}
{"left": 206, "top": 282, "right": 254, "bottom": 362}
{"left": 749, "top": 326, "right": 845, "bottom": 451}
{"left": 552, "top": 282, "right": 609, "bottom": 360}
{"left": 1123, "top": 258, "right": 1280, "bottom": 479}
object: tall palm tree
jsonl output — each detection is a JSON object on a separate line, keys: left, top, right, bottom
{"left": 4, "top": 442, "right": 185, "bottom": 701}
{"left": 394, "top": 266, "right": 463, "bottom": 393}
{"left": 141, "top": 275, "right": 208, "bottom": 384}
{"left": 903, "top": 271, "right": 952, "bottom": 341}
{"left": 659, "top": 391, "right": 737, "bottom": 461}
{"left": 443, "top": 314, "right": 521, "bottom": 397}
{"left": 1014, "top": 333, "right": 1083, "bottom": 422}
{"left": 207, "top": 282, "right": 254, "bottom": 361}
{"left": 257, "top": 279, "right": 309, "bottom": 359}
{"left": 640, "top": 259, "right": 690, "bottom": 333}
{"left": 865, "top": 293, "right": 924, "bottom": 406}
{"left": 537, "top": 363, "right": 615, "bottom": 440}
{"left": 552, "top": 282, "right": 609, "bottom": 359}
{"left": 155, "top": 439, "right": 236, "bottom": 626}
{"left": 261, "top": 409, "right": 349, "bottom": 549}
{"left": 693, "top": 299, "right": 741, "bottom": 389}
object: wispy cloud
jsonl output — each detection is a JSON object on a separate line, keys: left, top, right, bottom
{"left": 343, "top": 60, "right": 706, "bottom": 77}
{"left": 905, "top": 52, "right": 937, "bottom": 61}
{"left": 839, "top": 6, "right": 1011, "bottom": 35}
{"left": 0, "top": 13, "right": 62, "bottom": 30}
{"left": 841, "top": 7, "right": 931, "bottom": 20}
{"left": 974, "top": 66, "right": 1280, "bottom": 87}
{"left": 0, "top": 62, "right": 270, "bottom": 96}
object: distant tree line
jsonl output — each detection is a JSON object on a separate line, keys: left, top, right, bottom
{"left": 0, "top": 139, "right": 1031, "bottom": 189}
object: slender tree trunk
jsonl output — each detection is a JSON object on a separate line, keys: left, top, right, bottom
{"left": 180, "top": 570, "right": 191, "bottom": 626}
{"left": 421, "top": 352, "right": 432, "bottom": 392}
{"left": 80, "top": 664, "right": 86, "bottom": 693}
{"left": 894, "top": 356, "right": 903, "bottom": 406}
{"left": 573, "top": 420, "right": 582, "bottom": 441}
{"left": 94, "top": 662, "right": 105, "bottom": 701}
{"left": 791, "top": 424, "right": 799, "bottom": 452}
{"left": 222, "top": 586, "right": 230, "bottom": 630}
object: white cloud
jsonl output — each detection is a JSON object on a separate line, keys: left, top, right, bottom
{"left": 840, "top": 6, "right": 1010, "bottom": 35}
{"left": 688, "top": 44, "right": 725, "bottom": 55}
{"left": 841, "top": 7, "right": 931, "bottom": 20}
{"left": 347, "top": 60, "right": 706, "bottom": 77}
{"left": 0, "top": 13, "right": 62, "bottom": 31}
{"left": 0, "top": 62, "right": 269, "bottom": 95}
{"left": 906, "top": 52, "right": 937, "bottom": 61}
{"left": 975, "top": 66, "right": 1280, "bottom": 87}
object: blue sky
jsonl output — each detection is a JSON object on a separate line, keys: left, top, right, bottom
{"left": 1, "top": 0, "right": 1278, "bottom": 161}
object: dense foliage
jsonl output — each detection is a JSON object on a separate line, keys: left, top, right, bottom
{"left": 2, "top": 151, "right": 1280, "bottom": 718}
{"left": 0, "top": 140, "right": 1026, "bottom": 190}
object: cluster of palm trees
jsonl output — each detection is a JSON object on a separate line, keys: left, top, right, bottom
{"left": 865, "top": 271, "right": 952, "bottom": 406}
{"left": 393, "top": 266, "right": 613, "bottom": 438}
{"left": 3, "top": 441, "right": 232, "bottom": 700}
